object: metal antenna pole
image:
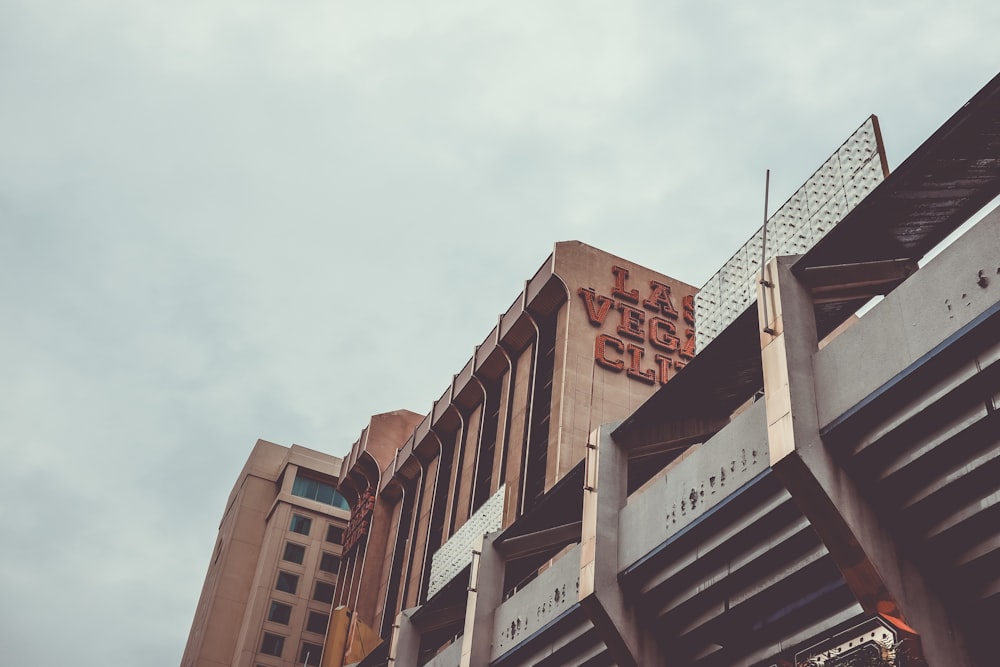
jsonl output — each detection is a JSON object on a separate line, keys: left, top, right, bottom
{"left": 760, "top": 169, "right": 776, "bottom": 335}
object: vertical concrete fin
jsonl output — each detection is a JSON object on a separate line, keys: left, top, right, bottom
{"left": 460, "top": 531, "right": 505, "bottom": 667}
{"left": 387, "top": 608, "right": 419, "bottom": 667}
{"left": 578, "top": 422, "right": 662, "bottom": 667}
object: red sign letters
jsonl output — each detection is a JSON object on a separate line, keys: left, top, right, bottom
{"left": 579, "top": 266, "right": 695, "bottom": 385}
{"left": 343, "top": 488, "right": 375, "bottom": 553}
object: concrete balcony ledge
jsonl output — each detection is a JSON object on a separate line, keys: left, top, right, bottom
{"left": 814, "top": 205, "right": 1000, "bottom": 431}
{"left": 618, "top": 399, "right": 769, "bottom": 570}
{"left": 490, "top": 543, "right": 581, "bottom": 662}
{"left": 423, "top": 636, "right": 462, "bottom": 667}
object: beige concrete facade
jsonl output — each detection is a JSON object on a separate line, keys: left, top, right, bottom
{"left": 378, "top": 73, "right": 1000, "bottom": 667}
{"left": 328, "top": 242, "right": 696, "bottom": 664}
{"left": 183, "top": 73, "right": 1000, "bottom": 667}
{"left": 181, "top": 440, "right": 350, "bottom": 667}
{"left": 551, "top": 242, "right": 697, "bottom": 483}
{"left": 328, "top": 410, "right": 426, "bottom": 661}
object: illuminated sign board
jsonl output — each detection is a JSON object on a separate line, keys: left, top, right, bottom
{"left": 791, "top": 616, "right": 920, "bottom": 667}
{"left": 578, "top": 265, "right": 695, "bottom": 386}
{"left": 343, "top": 488, "right": 375, "bottom": 554}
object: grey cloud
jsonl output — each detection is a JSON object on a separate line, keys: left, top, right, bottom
{"left": 2, "top": 2, "right": 998, "bottom": 665}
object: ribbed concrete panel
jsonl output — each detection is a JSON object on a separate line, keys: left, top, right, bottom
{"left": 490, "top": 605, "right": 596, "bottom": 667}
{"left": 821, "top": 324, "right": 1000, "bottom": 659}
{"left": 811, "top": 210, "right": 1000, "bottom": 664}
{"left": 621, "top": 468, "right": 861, "bottom": 667}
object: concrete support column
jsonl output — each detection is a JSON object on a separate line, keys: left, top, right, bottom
{"left": 387, "top": 529, "right": 505, "bottom": 667}
{"left": 460, "top": 530, "right": 504, "bottom": 667}
{"left": 758, "top": 255, "right": 976, "bottom": 667}
{"left": 386, "top": 608, "right": 420, "bottom": 667}
{"left": 578, "top": 422, "right": 664, "bottom": 667}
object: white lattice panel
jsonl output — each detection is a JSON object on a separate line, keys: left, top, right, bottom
{"left": 695, "top": 117, "right": 886, "bottom": 351}
{"left": 427, "top": 485, "right": 506, "bottom": 599}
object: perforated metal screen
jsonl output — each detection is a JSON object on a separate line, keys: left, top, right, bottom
{"left": 695, "top": 117, "right": 886, "bottom": 351}
{"left": 427, "top": 485, "right": 506, "bottom": 598}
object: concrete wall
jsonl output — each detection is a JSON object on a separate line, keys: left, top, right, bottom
{"left": 814, "top": 206, "right": 1000, "bottom": 428}
{"left": 619, "top": 399, "right": 768, "bottom": 570}
{"left": 553, "top": 241, "right": 698, "bottom": 485}
{"left": 491, "top": 544, "right": 582, "bottom": 662}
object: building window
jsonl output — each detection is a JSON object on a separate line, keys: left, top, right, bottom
{"left": 289, "top": 514, "right": 312, "bottom": 535}
{"left": 306, "top": 610, "right": 329, "bottom": 635}
{"left": 326, "top": 525, "right": 343, "bottom": 544}
{"left": 319, "top": 552, "right": 340, "bottom": 573}
{"left": 292, "top": 474, "right": 351, "bottom": 510}
{"left": 300, "top": 641, "right": 324, "bottom": 665}
{"left": 275, "top": 571, "right": 299, "bottom": 595}
{"left": 312, "top": 580, "right": 335, "bottom": 604}
{"left": 260, "top": 632, "right": 285, "bottom": 657}
{"left": 267, "top": 600, "right": 292, "bottom": 625}
{"left": 283, "top": 542, "right": 306, "bottom": 564}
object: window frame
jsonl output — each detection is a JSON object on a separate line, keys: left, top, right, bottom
{"left": 260, "top": 632, "right": 285, "bottom": 657}
{"left": 319, "top": 551, "right": 340, "bottom": 574}
{"left": 282, "top": 541, "right": 306, "bottom": 564}
{"left": 275, "top": 570, "right": 299, "bottom": 595}
{"left": 312, "top": 580, "right": 335, "bottom": 604}
{"left": 305, "top": 610, "right": 329, "bottom": 635}
{"left": 292, "top": 474, "right": 350, "bottom": 510}
{"left": 267, "top": 600, "right": 292, "bottom": 625}
{"left": 289, "top": 514, "right": 312, "bottom": 535}
{"left": 299, "top": 641, "right": 324, "bottom": 665}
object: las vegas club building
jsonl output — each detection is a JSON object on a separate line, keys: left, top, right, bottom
{"left": 183, "top": 73, "right": 1000, "bottom": 667}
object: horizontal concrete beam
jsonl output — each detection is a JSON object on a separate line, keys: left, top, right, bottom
{"left": 496, "top": 522, "right": 582, "bottom": 561}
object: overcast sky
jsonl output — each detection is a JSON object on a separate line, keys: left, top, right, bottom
{"left": 1, "top": 2, "right": 998, "bottom": 665}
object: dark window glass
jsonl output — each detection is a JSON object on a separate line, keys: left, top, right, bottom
{"left": 283, "top": 542, "right": 306, "bottom": 564}
{"left": 319, "top": 552, "right": 340, "bottom": 573}
{"left": 267, "top": 601, "right": 292, "bottom": 625}
{"left": 260, "top": 632, "right": 284, "bottom": 657}
{"left": 299, "top": 642, "right": 323, "bottom": 667}
{"left": 306, "top": 611, "right": 329, "bottom": 635}
{"left": 326, "top": 525, "right": 343, "bottom": 544}
{"left": 292, "top": 474, "right": 351, "bottom": 510}
{"left": 317, "top": 482, "right": 334, "bottom": 505}
{"left": 290, "top": 514, "right": 312, "bottom": 535}
{"left": 313, "top": 580, "right": 335, "bottom": 603}
{"left": 300, "top": 642, "right": 323, "bottom": 665}
{"left": 275, "top": 571, "right": 299, "bottom": 594}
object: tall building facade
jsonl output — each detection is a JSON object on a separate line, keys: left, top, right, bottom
{"left": 376, "top": 73, "right": 1000, "bottom": 667}
{"left": 182, "top": 73, "right": 1000, "bottom": 667}
{"left": 327, "top": 242, "right": 697, "bottom": 665}
{"left": 181, "top": 440, "right": 353, "bottom": 667}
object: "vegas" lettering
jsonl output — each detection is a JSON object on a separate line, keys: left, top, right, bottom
{"left": 578, "top": 265, "right": 695, "bottom": 385}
